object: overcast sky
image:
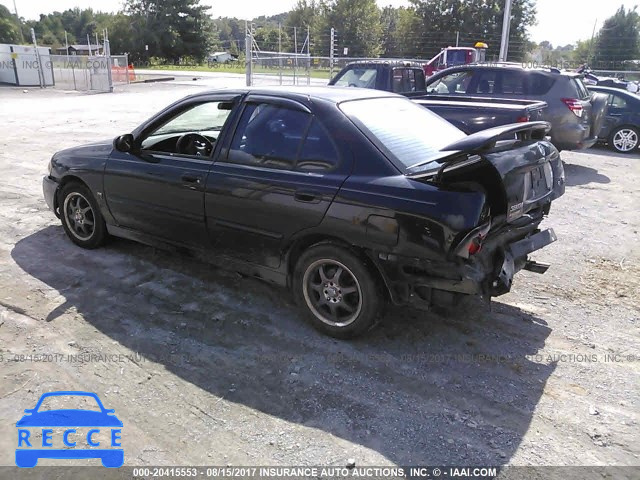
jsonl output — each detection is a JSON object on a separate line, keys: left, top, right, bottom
{"left": 2, "top": 0, "right": 639, "bottom": 47}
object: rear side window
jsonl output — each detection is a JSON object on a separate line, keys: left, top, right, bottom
{"left": 334, "top": 68, "right": 378, "bottom": 88}
{"left": 296, "top": 119, "right": 340, "bottom": 172}
{"left": 608, "top": 94, "right": 628, "bottom": 108}
{"left": 572, "top": 78, "right": 590, "bottom": 99}
{"left": 500, "top": 71, "right": 526, "bottom": 94}
{"left": 228, "top": 103, "right": 311, "bottom": 170}
{"left": 392, "top": 68, "right": 424, "bottom": 93}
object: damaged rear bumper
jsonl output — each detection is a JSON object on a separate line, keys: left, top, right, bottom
{"left": 368, "top": 228, "right": 557, "bottom": 310}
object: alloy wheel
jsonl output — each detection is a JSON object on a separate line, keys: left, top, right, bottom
{"left": 302, "top": 259, "right": 363, "bottom": 327}
{"left": 613, "top": 128, "right": 638, "bottom": 152}
{"left": 63, "top": 192, "right": 95, "bottom": 241}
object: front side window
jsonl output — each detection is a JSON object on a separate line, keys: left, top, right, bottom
{"left": 474, "top": 71, "right": 498, "bottom": 94}
{"left": 427, "top": 71, "right": 474, "bottom": 94}
{"left": 141, "top": 101, "right": 233, "bottom": 156}
{"left": 228, "top": 103, "right": 311, "bottom": 170}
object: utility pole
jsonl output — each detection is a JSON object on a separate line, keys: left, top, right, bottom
{"left": 13, "top": 0, "right": 25, "bottom": 43}
{"left": 329, "top": 27, "right": 336, "bottom": 79}
{"left": 245, "top": 21, "right": 252, "bottom": 86}
{"left": 293, "top": 26, "right": 297, "bottom": 85}
{"left": 499, "top": 0, "right": 513, "bottom": 62}
{"left": 278, "top": 23, "right": 282, "bottom": 85}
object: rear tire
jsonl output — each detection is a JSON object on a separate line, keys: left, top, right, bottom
{"left": 609, "top": 126, "right": 639, "bottom": 153}
{"left": 293, "top": 245, "right": 382, "bottom": 339}
{"left": 59, "top": 182, "right": 107, "bottom": 249}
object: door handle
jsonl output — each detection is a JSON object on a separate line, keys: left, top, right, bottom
{"left": 181, "top": 173, "right": 202, "bottom": 184}
{"left": 294, "top": 191, "right": 319, "bottom": 203}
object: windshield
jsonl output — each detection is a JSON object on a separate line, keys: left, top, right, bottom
{"left": 447, "top": 49, "right": 469, "bottom": 66}
{"left": 339, "top": 97, "right": 466, "bottom": 171}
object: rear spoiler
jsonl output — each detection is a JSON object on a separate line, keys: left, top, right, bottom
{"left": 406, "top": 121, "right": 551, "bottom": 178}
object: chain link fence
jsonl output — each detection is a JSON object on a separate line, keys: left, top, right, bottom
{"left": 0, "top": 46, "right": 130, "bottom": 92}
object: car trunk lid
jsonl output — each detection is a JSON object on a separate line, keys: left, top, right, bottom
{"left": 406, "top": 121, "right": 565, "bottom": 224}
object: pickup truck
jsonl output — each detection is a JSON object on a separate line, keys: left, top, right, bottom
{"left": 328, "top": 61, "right": 547, "bottom": 133}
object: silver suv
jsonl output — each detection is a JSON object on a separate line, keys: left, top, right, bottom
{"left": 425, "top": 64, "right": 607, "bottom": 150}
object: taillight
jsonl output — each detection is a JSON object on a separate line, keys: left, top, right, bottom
{"left": 561, "top": 98, "right": 584, "bottom": 117}
{"left": 516, "top": 115, "right": 529, "bottom": 123}
{"left": 455, "top": 221, "right": 491, "bottom": 259}
{"left": 468, "top": 236, "right": 483, "bottom": 255}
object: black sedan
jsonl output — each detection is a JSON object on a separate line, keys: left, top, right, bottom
{"left": 588, "top": 85, "right": 640, "bottom": 153}
{"left": 43, "top": 87, "right": 565, "bottom": 338}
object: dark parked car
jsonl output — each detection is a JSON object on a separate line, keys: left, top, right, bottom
{"left": 425, "top": 64, "right": 607, "bottom": 151}
{"left": 328, "top": 61, "right": 548, "bottom": 133}
{"left": 43, "top": 87, "right": 565, "bottom": 338}
{"left": 587, "top": 85, "right": 640, "bottom": 153}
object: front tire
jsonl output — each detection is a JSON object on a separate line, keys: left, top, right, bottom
{"left": 293, "top": 245, "right": 382, "bottom": 339}
{"left": 609, "top": 126, "right": 639, "bottom": 153}
{"left": 59, "top": 182, "right": 107, "bottom": 249}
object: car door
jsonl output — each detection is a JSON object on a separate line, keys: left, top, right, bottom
{"left": 600, "top": 92, "right": 629, "bottom": 137}
{"left": 205, "top": 95, "right": 349, "bottom": 269}
{"left": 104, "top": 95, "right": 237, "bottom": 247}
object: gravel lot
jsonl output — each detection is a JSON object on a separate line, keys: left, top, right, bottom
{"left": 0, "top": 82, "right": 638, "bottom": 476}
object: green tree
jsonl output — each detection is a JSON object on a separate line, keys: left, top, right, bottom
{"left": 125, "top": 0, "right": 214, "bottom": 63}
{"left": 593, "top": 5, "right": 640, "bottom": 69}
{"left": 408, "top": 0, "right": 537, "bottom": 60}
{"left": 319, "top": 0, "right": 383, "bottom": 57}
{"left": 0, "top": 5, "right": 21, "bottom": 43}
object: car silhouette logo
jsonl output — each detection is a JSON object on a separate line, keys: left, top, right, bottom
{"left": 15, "top": 391, "right": 123, "bottom": 468}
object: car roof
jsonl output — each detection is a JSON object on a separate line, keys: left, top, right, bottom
{"left": 435, "top": 63, "right": 581, "bottom": 78}
{"left": 589, "top": 85, "right": 631, "bottom": 93}
{"left": 188, "top": 85, "right": 401, "bottom": 104}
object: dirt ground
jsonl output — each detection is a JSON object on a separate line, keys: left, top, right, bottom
{"left": 0, "top": 82, "right": 638, "bottom": 477}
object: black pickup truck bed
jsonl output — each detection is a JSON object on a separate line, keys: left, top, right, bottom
{"left": 329, "top": 62, "right": 548, "bottom": 132}
{"left": 414, "top": 96, "right": 547, "bottom": 134}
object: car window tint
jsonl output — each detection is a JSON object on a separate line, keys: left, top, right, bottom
{"left": 141, "top": 100, "right": 233, "bottom": 153}
{"left": 228, "top": 103, "right": 311, "bottom": 170}
{"left": 500, "top": 71, "right": 526, "bottom": 94}
{"left": 334, "top": 67, "right": 378, "bottom": 88}
{"left": 428, "top": 71, "right": 474, "bottom": 94}
{"left": 610, "top": 94, "right": 628, "bottom": 108}
{"left": 475, "top": 71, "right": 498, "bottom": 94}
{"left": 392, "top": 69, "right": 418, "bottom": 93}
{"left": 153, "top": 102, "right": 231, "bottom": 136}
{"left": 415, "top": 70, "right": 426, "bottom": 90}
{"left": 572, "top": 78, "right": 590, "bottom": 99}
{"left": 528, "top": 73, "right": 555, "bottom": 95}
{"left": 340, "top": 97, "right": 466, "bottom": 171}
{"left": 296, "top": 119, "right": 339, "bottom": 172}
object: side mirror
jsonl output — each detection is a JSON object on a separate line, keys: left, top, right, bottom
{"left": 114, "top": 134, "right": 135, "bottom": 153}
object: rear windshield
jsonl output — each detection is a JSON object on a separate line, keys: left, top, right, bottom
{"left": 333, "top": 67, "right": 378, "bottom": 89}
{"left": 527, "top": 73, "right": 556, "bottom": 95}
{"left": 339, "top": 97, "right": 466, "bottom": 171}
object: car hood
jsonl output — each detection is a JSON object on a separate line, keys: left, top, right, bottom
{"left": 16, "top": 410, "right": 123, "bottom": 427}
{"left": 54, "top": 139, "right": 114, "bottom": 160}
